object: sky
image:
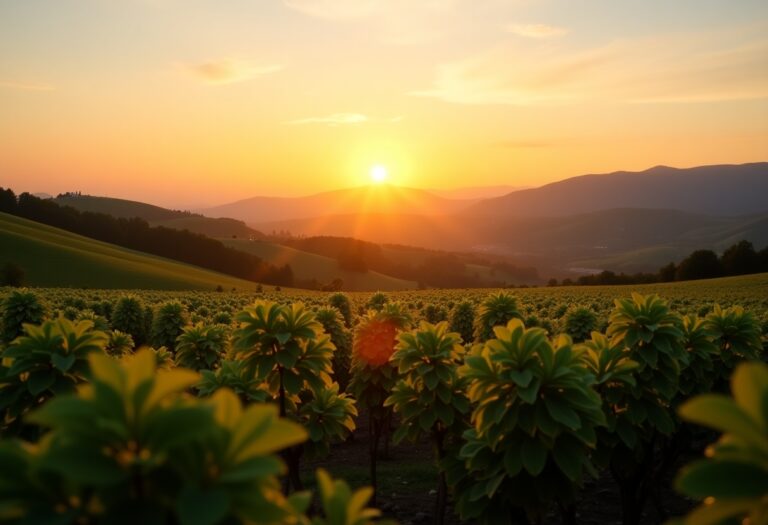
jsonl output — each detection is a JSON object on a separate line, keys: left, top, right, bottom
{"left": 1, "top": 0, "right": 767, "bottom": 208}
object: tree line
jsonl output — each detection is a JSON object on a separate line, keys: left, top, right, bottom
{"left": 282, "top": 235, "right": 540, "bottom": 288}
{"left": 551, "top": 240, "right": 768, "bottom": 286}
{"left": 0, "top": 188, "right": 294, "bottom": 287}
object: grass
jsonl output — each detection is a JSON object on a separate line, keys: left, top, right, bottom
{"left": 0, "top": 212, "right": 262, "bottom": 290}
{"left": 221, "top": 238, "right": 417, "bottom": 291}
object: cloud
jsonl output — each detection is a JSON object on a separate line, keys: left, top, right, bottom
{"left": 506, "top": 23, "right": 567, "bottom": 39}
{"left": 282, "top": 0, "right": 379, "bottom": 20}
{"left": 494, "top": 140, "right": 555, "bottom": 149}
{"left": 282, "top": 0, "right": 464, "bottom": 45}
{"left": 286, "top": 113, "right": 403, "bottom": 125}
{"left": 187, "top": 59, "right": 283, "bottom": 85}
{"left": 0, "top": 80, "right": 54, "bottom": 91}
{"left": 412, "top": 26, "right": 768, "bottom": 105}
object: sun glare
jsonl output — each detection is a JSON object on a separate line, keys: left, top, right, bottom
{"left": 370, "top": 165, "right": 388, "bottom": 183}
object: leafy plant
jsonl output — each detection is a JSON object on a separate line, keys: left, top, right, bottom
{"left": 673, "top": 361, "right": 768, "bottom": 525}
{"left": 106, "top": 330, "right": 135, "bottom": 356}
{"left": 385, "top": 321, "right": 469, "bottom": 525}
{"left": 473, "top": 292, "right": 522, "bottom": 342}
{"left": 366, "top": 292, "right": 389, "bottom": 312}
{"left": 232, "top": 301, "right": 353, "bottom": 491}
{"left": 0, "top": 348, "right": 309, "bottom": 524}
{"left": 111, "top": 295, "right": 148, "bottom": 346}
{"left": 151, "top": 301, "right": 188, "bottom": 351}
{"left": 564, "top": 307, "right": 598, "bottom": 343}
{"left": 328, "top": 292, "right": 353, "bottom": 328}
{"left": 449, "top": 300, "right": 475, "bottom": 344}
{"left": 0, "top": 317, "right": 107, "bottom": 437}
{"left": 348, "top": 303, "right": 411, "bottom": 504}
{"left": 0, "top": 290, "right": 45, "bottom": 344}
{"left": 315, "top": 307, "right": 353, "bottom": 392}
{"left": 603, "top": 293, "right": 686, "bottom": 525}
{"left": 705, "top": 304, "right": 762, "bottom": 383}
{"left": 175, "top": 322, "right": 228, "bottom": 371}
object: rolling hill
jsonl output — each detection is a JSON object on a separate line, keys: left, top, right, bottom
{"left": 221, "top": 239, "right": 418, "bottom": 291}
{"left": 54, "top": 194, "right": 263, "bottom": 239}
{"left": 0, "top": 212, "right": 262, "bottom": 290}
{"left": 200, "top": 184, "right": 473, "bottom": 224}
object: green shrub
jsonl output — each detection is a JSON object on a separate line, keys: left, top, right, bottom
{"left": 328, "top": 292, "right": 353, "bottom": 327}
{"left": 449, "top": 301, "right": 475, "bottom": 344}
{"left": 0, "top": 318, "right": 107, "bottom": 437}
{"left": 111, "top": 296, "right": 147, "bottom": 345}
{"left": 175, "top": 322, "right": 228, "bottom": 371}
{"left": 151, "top": 301, "right": 188, "bottom": 351}
{"left": 452, "top": 320, "right": 605, "bottom": 523}
{"left": 564, "top": 307, "right": 598, "bottom": 343}
{"left": 1, "top": 290, "right": 45, "bottom": 344}
{"left": 473, "top": 292, "right": 522, "bottom": 342}
{"left": 386, "top": 321, "right": 469, "bottom": 523}
{"left": 315, "top": 307, "right": 353, "bottom": 392}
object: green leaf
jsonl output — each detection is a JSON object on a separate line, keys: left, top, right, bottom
{"left": 680, "top": 395, "right": 768, "bottom": 453}
{"left": 51, "top": 353, "right": 76, "bottom": 372}
{"left": 676, "top": 460, "right": 768, "bottom": 499}
{"left": 41, "top": 445, "right": 126, "bottom": 485}
{"left": 27, "top": 369, "right": 56, "bottom": 396}
{"left": 544, "top": 396, "right": 581, "bottom": 431}
{"left": 521, "top": 438, "right": 547, "bottom": 476}
{"left": 177, "top": 486, "right": 230, "bottom": 525}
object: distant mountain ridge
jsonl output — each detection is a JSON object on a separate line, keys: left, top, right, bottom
{"left": 466, "top": 163, "right": 768, "bottom": 217}
{"left": 199, "top": 184, "right": 474, "bottom": 224}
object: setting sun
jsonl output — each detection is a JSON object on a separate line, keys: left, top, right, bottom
{"left": 370, "top": 165, "right": 388, "bottom": 184}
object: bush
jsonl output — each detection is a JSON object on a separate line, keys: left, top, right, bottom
{"left": 563, "top": 307, "right": 598, "bottom": 343}
{"left": 175, "top": 322, "right": 228, "bottom": 370}
{"left": 151, "top": 301, "right": 187, "bottom": 351}
{"left": 328, "top": 292, "right": 353, "bottom": 327}
{"left": 0, "top": 290, "right": 45, "bottom": 344}
{"left": 452, "top": 320, "right": 605, "bottom": 522}
{"left": 449, "top": 301, "right": 475, "bottom": 344}
{"left": 111, "top": 296, "right": 147, "bottom": 345}
{"left": 473, "top": 292, "right": 522, "bottom": 342}
{"left": 0, "top": 318, "right": 107, "bottom": 437}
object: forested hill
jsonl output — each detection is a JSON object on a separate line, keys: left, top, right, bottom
{"left": 0, "top": 188, "right": 293, "bottom": 287}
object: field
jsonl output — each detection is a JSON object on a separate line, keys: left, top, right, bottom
{"left": 1, "top": 274, "right": 766, "bottom": 524}
{"left": 222, "top": 238, "right": 418, "bottom": 291}
{"left": 0, "top": 212, "right": 262, "bottom": 290}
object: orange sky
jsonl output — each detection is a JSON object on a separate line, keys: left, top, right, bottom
{"left": 1, "top": 1, "right": 767, "bottom": 207}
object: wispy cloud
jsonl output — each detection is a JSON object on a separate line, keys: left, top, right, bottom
{"left": 286, "top": 113, "right": 403, "bottom": 125}
{"left": 412, "top": 26, "right": 768, "bottom": 105}
{"left": 186, "top": 58, "right": 283, "bottom": 85}
{"left": 506, "top": 23, "right": 567, "bottom": 39}
{"left": 493, "top": 140, "right": 555, "bottom": 149}
{"left": 282, "top": 0, "right": 379, "bottom": 20}
{"left": 282, "top": 0, "right": 464, "bottom": 45}
{"left": 0, "top": 80, "right": 55, "bottom": 91}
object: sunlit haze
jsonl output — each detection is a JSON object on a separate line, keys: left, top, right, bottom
{"left": 1, "top": 1, "right": 767, "bottom": 207}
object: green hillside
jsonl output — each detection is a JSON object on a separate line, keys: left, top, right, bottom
{"left": 54, "top": 195, "right": 262, "bottom": 238}
{"left": 221, "top": 239, "right": 417, "bottom": 291}
{"left": 0, "top": 212, "right": 261, "bottom": 290}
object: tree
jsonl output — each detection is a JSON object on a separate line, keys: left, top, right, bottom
{"left": 720, "top": 240, "right": 759, "bottom": 276}
{"left": 675, "top": 250, "right": 723, "bottom": 281}
{"left": 0, "top": 187, "right": 16, "bottom": 213}
{"left": 657, "top": 262, "right": 676, "bottom": 282}
{"left": 0, "top": 262, "right": 24, "bottom": 287}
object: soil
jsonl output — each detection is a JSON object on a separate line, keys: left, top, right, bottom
{"left": 305, "top": 411, "right": 696, "bottom": 525}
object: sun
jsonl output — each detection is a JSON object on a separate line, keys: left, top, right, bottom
{"left": 369, "top": 164, "right": 388, "bottom": 183}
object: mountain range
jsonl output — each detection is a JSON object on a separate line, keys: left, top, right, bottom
{"left": 48, "top": 162, "right": 768, "bottom": 276}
